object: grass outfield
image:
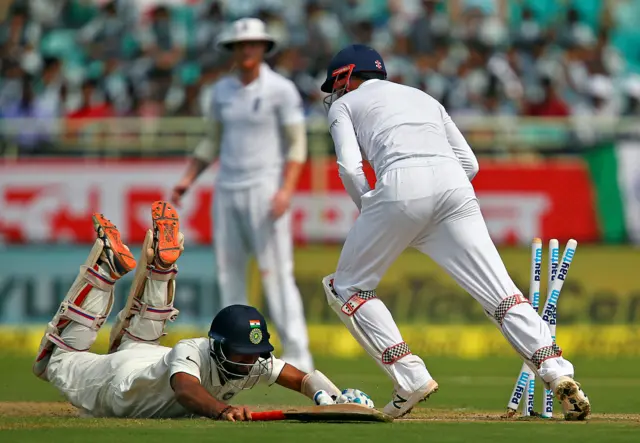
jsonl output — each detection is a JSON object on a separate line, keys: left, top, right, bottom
{"left": 1, "top": 354, "right": 638, "bottom": 442}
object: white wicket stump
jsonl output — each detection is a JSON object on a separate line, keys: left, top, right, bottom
{"left": 506, "top": 239, "right": 541, "bottom": 416}
{"left": 541, "top": 239, "right": 560, "bottom": 418}
{"left": 523, "top": 239, "right": 542, "bottom": 416}
{"left": 505, "top": 238, "right": 577, "bottom": 418}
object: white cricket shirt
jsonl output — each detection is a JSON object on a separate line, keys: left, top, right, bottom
{"left": 111, "top": 338, "right": 285, "bottom": 418}
{"left": 207, "top": 63, "right": 305, "bottom": 189}
{"left": 327, "top": 79, "right": 479, "bottom": 209}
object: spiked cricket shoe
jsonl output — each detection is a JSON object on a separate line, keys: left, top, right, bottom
{"left": 382, "top": 379, "right": 439, "bottom": 418}
{"left": 552, "top": 376, "right": 591, "bottom": 420}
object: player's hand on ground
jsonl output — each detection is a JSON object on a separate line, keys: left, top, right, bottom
{"left": 271, "top": 189, "right": 292, "bottom": 219}
{"left": 217, "top": 405, "right": 253, "bottom": 422}
{"left": 335, "top": 389, "right": 375, "bottom": 408}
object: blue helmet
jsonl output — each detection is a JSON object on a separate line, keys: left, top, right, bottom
{"left": 320, "top": 44, "right": 387, "bottom": 93}
{"left": 208, "top": 305, "right": 274, "bottom": 387}
{"left": 208, "top": 304, "right": 274, "bottom": 356}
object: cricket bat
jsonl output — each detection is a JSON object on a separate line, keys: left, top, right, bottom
{"left": 251, "top": 405, "right": 393, "bottom": 423}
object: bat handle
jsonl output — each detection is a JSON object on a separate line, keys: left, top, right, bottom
{"left": 251, "top": 411, "right": 286, "bottom": 421}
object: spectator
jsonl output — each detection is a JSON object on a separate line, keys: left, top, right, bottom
{"left": 524, "top": 77, "right": 570, "bottom": 117}
{"left": 35, "top": 57, "right": 64, "bottom": 116}
{"left": 623, "top": 76, "right": 640, "bottom": 116}
{"left": 1, "top": 75, "right": 57, "bottom": 154}
{"left": 68, "top": 79, "right": 113, "bottom": 119}
{"left": 194, "top": 1, "right": 225, "bottom": 63}
{"left": 170, "top": 83, "right": 201, "bottom": 117}
{"left": 0, "top": 60, "right": 25, "bottom": 112}
{"left": 556, "top": 7, "right": 595, "bottom": 49}
{"left": 0, "top": 0, "right": 639, "bottom": 138}
{"left": 512, "top": 6, "right": 542, "bottom": 51}
{"left": 0, "top": 4, "right": 42, "bottom": 70}
{"left": 137, "top": 6, "right": 186, "bottom": 76}
{"left": 77, "top": 1, "right": 128, "bottom": 61}
{"left": 573, "top": 74, "right": 618, "bottom": 144}
{"left": 408, "top": 0, "right": 450, "bottom": 54}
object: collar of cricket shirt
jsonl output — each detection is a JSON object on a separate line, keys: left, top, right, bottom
{"left": 359, "top": 79, "right": 381, "bottom": 89}
{"left": 234, "top": 63, "right": 270, "bottom": 92}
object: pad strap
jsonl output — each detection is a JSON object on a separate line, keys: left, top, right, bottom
{"left": 131, "top": 298, "right": 179, "bottom": 321}
{"left": 147, "top": 265, "right": 178, "bottom": 282}
{"left": 82, "top": 265, "right": 116, "bottom": 291}
{"left": 60, "top": 301, "right": 109, "bottom": 330}
{"left": 494, "top": 294, "right": 530, "bottom": 326}
{"left": 47, "top": 333, "right": 90, "bottom": 352}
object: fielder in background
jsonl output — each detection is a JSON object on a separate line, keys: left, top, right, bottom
{"left": 172, "top": 18, "right": 313, "bottom": 372}
{"left": 33, "top": 202, "right": 371, "bottom": 421}
{"left": 320, "top": 44, "right": 591, "bottom": 420}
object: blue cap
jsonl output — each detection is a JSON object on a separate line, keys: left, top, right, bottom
{"left": 320, "top": 44, "right": 387, "bottom": 93}
{"left": 208, "top": 305, "right": 274, "bottom": 355}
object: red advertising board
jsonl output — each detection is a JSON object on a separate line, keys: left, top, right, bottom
{"left": 0, "top": 159, "right": 598, "bottom": 245}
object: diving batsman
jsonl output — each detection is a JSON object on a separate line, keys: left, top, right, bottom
{"left": 33, "top": 201, "right": 372, "bottom": 420}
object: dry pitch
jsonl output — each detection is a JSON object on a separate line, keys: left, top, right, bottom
{"left": 1, "top": 355, "right": 639, "bottom": 442}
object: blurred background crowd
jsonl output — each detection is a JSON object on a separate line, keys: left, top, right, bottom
{"left": 1, "top": 0, "right": 640, "bottom": 155}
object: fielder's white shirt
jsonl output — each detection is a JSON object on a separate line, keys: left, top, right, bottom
{"left": 113, "top": 338, "right": 285, "bottom": 418}
{"left": 327, "top": 79, "right": 479, "bottom": 209}
{"left": 207, "top": 63, "right": 305, "bottom": 189}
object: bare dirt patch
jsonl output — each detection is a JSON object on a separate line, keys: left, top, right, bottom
{"left": 399, "top": 409, "right": 640, "bottom": 424}
{"left": 0, "top": 402, "right": 78, "bottom": 417}
{"left": 1, "top": 402, "right": 638, "bottom": 425}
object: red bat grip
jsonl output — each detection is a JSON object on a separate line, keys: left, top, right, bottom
{"left": 251, "top": 410, "right": 286, "bottom": 421}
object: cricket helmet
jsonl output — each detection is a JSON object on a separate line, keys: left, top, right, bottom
{"left": 321, "top": 44, "right": 386, "bottom": 110}
{"left": 208, "top": 305, "right": 274, "bottom": 388}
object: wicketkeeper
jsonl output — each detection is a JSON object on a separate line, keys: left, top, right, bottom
{"left": 33, "top": 201, "right": 372, "bottom": 421}
{"left": 320, "top": 44, "right": 591, "bottom": 420}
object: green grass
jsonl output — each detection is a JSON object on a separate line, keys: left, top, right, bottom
{"left": 1, "top": 354, "right": 639, "bottom": 442}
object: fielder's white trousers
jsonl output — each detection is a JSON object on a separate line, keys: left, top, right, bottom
{"left": 332, "top": 162, "right": 573, "bottom": 391}
{"left": 214, "top": 180, "right": 312, "bottom": 369}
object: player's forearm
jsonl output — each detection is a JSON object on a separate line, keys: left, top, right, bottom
{"left": 281, "top": 122, "right": 307, "bottom": 194}
{"left": 174, "top": 385, "right": 227, "bottom": 419}
{"left": 338, "top": 164, "right": 370, "bottom": 210}
{"left": 180, "top": 157, "right": 209, "bottom": 187}
{"left": 443, "top": 112, "right": 479, "bottom": 180}
{"left": 280, "top": 161, "right": 304, "bottom": 194}
{"left": 275, "top": 363, "right": 305, "bottom": 393}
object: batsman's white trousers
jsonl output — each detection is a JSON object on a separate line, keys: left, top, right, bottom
{"left": 332, "top": 161, "right": 573, "bottom": 389}
{"left": 214, "top": 179, "right": 312, "bottom": 368}
{"left": 47, "top": 342, "right": 173, "bottom": 417}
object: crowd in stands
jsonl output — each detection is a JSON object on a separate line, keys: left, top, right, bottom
{"left": 1, "top": 0, "right": 640, "bottom": 154}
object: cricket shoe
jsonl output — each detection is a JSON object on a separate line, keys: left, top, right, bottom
{"left": 382, "top": 379, "right": 439, "bottom": 418}
{"left": 93, "top": 213, "right": 137, "bottom": 277}
{"left": 552, "top": 376, "right": 591, "bottom": 420}
{"left": 150, "top": 201, "right": 183, "bottom": 269}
